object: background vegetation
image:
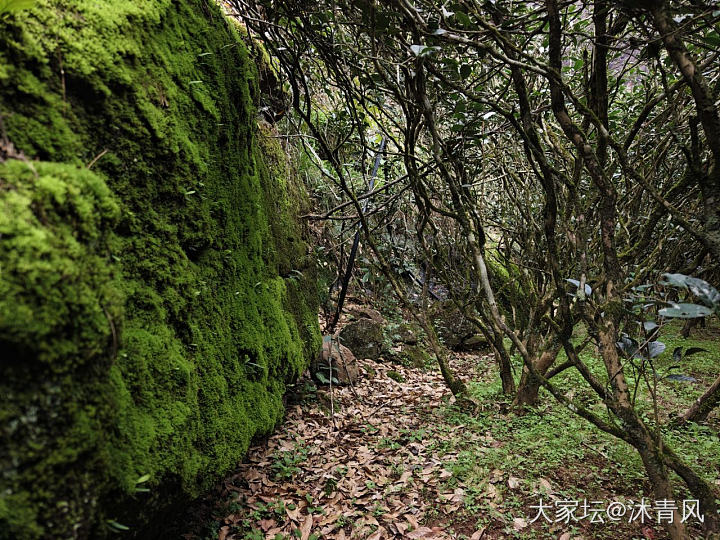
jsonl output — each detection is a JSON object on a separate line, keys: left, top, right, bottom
{"left": 234, "top": 0, "right": 720, "bottom": 538}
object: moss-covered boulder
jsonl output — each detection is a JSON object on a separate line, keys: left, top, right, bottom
{"left": 338, "top": 318, "right": 384, "bottom": 361}
{"left": 398, "top": 344, "right": 432, "bottom": 368}
{"left": 0, "top": 1, "right": 320, "bottom": 538}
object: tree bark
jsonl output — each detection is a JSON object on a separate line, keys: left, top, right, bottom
{"left": 545, "top": 1, "right": 689, "bottom": 536}
{"left": 514, "top": 346, "right": 561, "bottom": 407}
{"left": 662, "top": 443, "right": 720, "bottom": 534}
{"left": 678, "top": 373, "right": 720, "bottom": 425}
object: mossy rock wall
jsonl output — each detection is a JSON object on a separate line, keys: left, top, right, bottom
{"left": 0, "top": 1, "right": 320, "bottom": 537}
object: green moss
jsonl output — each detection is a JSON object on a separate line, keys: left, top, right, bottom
{"left": 0, "top": 161, "right": 122, "bottom": 368}
{"left": 0, "top": 1, "right": 320, "bottom": 538}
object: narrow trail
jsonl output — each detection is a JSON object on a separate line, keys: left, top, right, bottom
{"left": 206, "top": 358, "right": 487, "bottom": 540}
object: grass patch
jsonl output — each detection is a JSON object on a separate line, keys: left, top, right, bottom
{"left": 433, "top": 320, "right": 719, "bottom": 538}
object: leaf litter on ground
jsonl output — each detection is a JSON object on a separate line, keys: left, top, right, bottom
{"left": 204, "top": 355, "right": 490, "bottom": 539}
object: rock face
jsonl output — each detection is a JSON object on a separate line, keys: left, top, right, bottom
{"left": 0, "top": 2, "right": 320, "bottom": 538}
{"left": 311, "top": 338, "right": 359, "bottom": 385}
{"left": 339, "top": 318, "right": 385, "bottom": 360}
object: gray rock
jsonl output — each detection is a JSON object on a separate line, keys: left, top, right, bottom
{"left": 339, "top": 318, "right": 384, "bottom": 360}
{"left": 311, "top": 337, "right": 358, "bottom": 385}
{"left": 460, "top": 334, "right": 490, "bottom": 350}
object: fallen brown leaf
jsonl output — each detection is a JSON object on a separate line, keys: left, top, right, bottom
{"left": 407, "top": 526, "right": 435, "bottom": 538}
{"left": 300, "top": 514, "right": 313, "bottom": 540}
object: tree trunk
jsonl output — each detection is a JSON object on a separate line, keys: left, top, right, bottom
{"left": 597, "top": 324, "right": 689, "bottom": 539}
{"left": 650, "top": 2, "right": 720, "bottom": 262}
{"left": 418, "top": 312, "right": 468, "bottom": 398}
{"left": 635, "top": 441, "right": 687, "bottom": 539}
{"left": 663, "top": 444, "right": 720, "bottom": 534}
{"left": 491, "top": 331, "right": 516, "bottom": 396}
{"left": 678, "top": 373, "right": 720, "bottom": 425}
{"left": 514, "top": 346, "right": 560, "bottom": 407}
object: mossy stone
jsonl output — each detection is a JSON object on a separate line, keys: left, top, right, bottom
{"left": 0, "top": 1, "right": 320, "bottom": 537}
{"left": 338, "top": 318, "right": 384, "bottom": 361}
{"left": 399, "top": 345, "right": 433, "bottom": 369}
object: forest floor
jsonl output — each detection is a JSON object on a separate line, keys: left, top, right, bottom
{"left": 182, "top": 314, "right": 719, "bottom": 540}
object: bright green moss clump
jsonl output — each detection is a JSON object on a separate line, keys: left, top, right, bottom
{"left": 0, "top": 1, "right": 320, "bottom": 538}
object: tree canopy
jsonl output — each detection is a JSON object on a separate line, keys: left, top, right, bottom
{"left": 232, "top": 1, "right": 720, "bottom": 537}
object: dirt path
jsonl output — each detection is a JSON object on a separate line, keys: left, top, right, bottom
{"left": 202, "top": 359, "right": 487, "bottom": 540}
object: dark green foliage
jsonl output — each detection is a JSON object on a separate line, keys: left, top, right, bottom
{"left": 0, "top": 1, "right": 320, "bottom": 537}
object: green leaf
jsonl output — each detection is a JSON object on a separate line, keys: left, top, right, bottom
{"left": 685, "top": 278, "right": 720, "bottom": 308}
{"left": 645, "top": 341, "right": 665, "bottom": 359}
{"left": 642, "top": 321, "right": 658, "bottom": 333}
{"left": 454, "top": 10, "right": 472, "bottom": 28}
{"left": 616, "top": 334, "right": 638, "bottom": 357}
{"left": 106, "top": 520, "right": 130, "bottom": 532}
{"left": 702, "top": 31, "right": 720, "bottom": 48}
{"left": 410, "top": 44, "right": 426, "bottom": 56}
{"left": 658, "top": 303, "right": 712, "bottom": 319}
{"left": 661, "top": 273, "right": 720, "bottom": 308}
{"left": 672, "top": 347, "right": 706, "bottom": 363}
{"left": 453, "top": 100, "right": 466, "bottom": 114}
{"left": 135, "top": 474, "right": 151, "bottom": 484}
{"left": 566, "top": 278, "right": 592, "bottom": 297}
{"left": 660, "top": 272, "right": 689, "bottom": 288}
{"left": 410, "top": 44, "right": 439, "bottom": 58}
